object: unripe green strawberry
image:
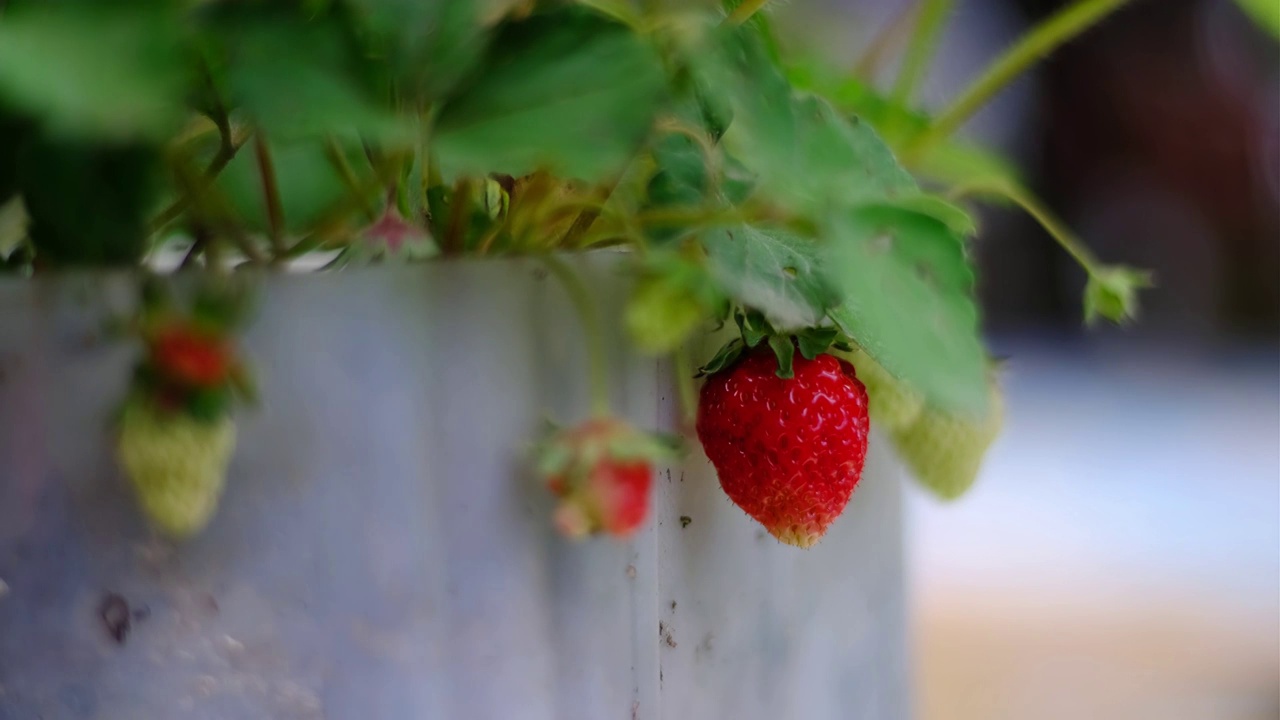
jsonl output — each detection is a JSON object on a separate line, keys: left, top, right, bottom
{"left": 891, "top": 380, "right": 1004, "bottom": 501}
{"left": 117, "top": 402, "right": 237, "bottom": 539}
{"left": 841, "top": 349, "right": 925, "bottom": 432}
{"left": 626, "top": 273, "right": 705, "bottom": 354}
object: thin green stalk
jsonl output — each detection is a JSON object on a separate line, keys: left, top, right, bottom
{"left": 853, "top": 2, "right": 919, "bottom": 79}
{"left": 891, "top": 0, "right": 953, "bottom": 106}
{"left": 252, "top": 135, "right": 287, "bottom": 258}
{"left": 725, "top": 0, "right": 771, "bottom": 25}
{"left": 673, "top": 346, "right": 697, "bottom": 425}
{"left": 325, "top": 137, "right": 379, "bottom": 221}
{"left": 150, "top": 125, "right": 248, "bottom": 235}
{"left": 913, "top": 0, "right": 1134, "bottom": 155}
{"left": 949, "top": 179, "right": 1099, "bottom": 273}
{"left": 543, "top": 256, "right": 611, "bottom": 417}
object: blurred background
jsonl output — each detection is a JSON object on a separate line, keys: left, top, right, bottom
{"left": 780, "top": 0, "right": 1280, "bottom": 717}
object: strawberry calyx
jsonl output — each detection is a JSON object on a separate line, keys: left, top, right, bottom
{"left": 697, "top": 307, "right": 854, "bottom": 380}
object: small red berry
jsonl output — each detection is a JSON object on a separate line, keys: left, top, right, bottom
{"left": 538, "top": 418, "right": 661, "bottom": 539}
{"left": 696, "top": 347, "right": 870, "bottom": 548}
{"left": 150, "top": 325, "right": 231, "bottom": 387}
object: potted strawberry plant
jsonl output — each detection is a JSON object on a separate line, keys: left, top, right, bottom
{"left": 0, "top": 0, "right": 1211, "bottom": 717}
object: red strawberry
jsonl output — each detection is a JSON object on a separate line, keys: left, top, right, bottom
{"left": 697, "top": 346, "right": 870, "bottom": 548}
{"left": 535, "top": 418, "right": 672, "bottom": 539}
{"left": 150, "top": 325, "right": 231, "bottom": 387}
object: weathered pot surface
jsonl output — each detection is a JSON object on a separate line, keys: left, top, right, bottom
{"left": 0, "top": 261, "right": 906, "bottom": 720}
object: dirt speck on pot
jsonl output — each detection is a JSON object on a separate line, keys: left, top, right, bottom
{"left": 99, "top": 592, "right": 132, "bottom": 644}
{"left": 679, "top": 516, "right": 692, "bottom": 528}
{"left": 220, "top": 634, "right": 245, "bottom": 655}
{"left": 626, "top": 564, "right": 636, "bottom": 579}
{"left": 696, "top": 633, "right": 715, "bottom": 660}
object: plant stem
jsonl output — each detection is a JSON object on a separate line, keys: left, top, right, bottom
{"left": 169, "top": 154, "right": 268, "bottom": 266}
{"left": 853, "top": 2, "right": 920, "bottom": 79}
{"left": 252, "top": 135, "right": 287, "bottom": 259}
{"left": 912, "top": 0, "right": 1134, "bottom": 155}
{"left": 443, "top": 178, "right": 473, "bottom": 255}
{"left": 325, "top": 137, "right": 379, "bottom": 221}
{"left": 725, "top": 0, "right": 771, "bottom": 25}
{"left": 149, "top": 126, "right": 248, "bottom": 235}
{"left": 543, "top": 256, "right": 611, "bottom": 417}
{"left": 180, "top": 232, "right": 207, "bottom": 270}
{"left": 891, "top": 0, "right": 953, "bottom": 106}
{"left": 673, "top": 346, "right": 697, "bottom": 425}
{"left": 949, "top": 179, "right": 1099, "bottom": 273}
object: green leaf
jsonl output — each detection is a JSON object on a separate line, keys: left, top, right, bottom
{"left": 217, "top": 139, "right": 373, "bottom": 235}
{"left": 17, "top": 139, "right": 159, "bottom": 267}
{"left": 1084, "top": 266, "right": 1153, "bottom": 325}
{"left": 218, "top": 19, "right": 411, "bottom": 143}
{"left": 0, "top": 7, "right": 185, "bottom": 139}
{"left": 767, "top": 334, "right": 795, "bottom": 379}
{"left": 626, "top": 257, "right": 717, "bottom": 354}
{"left": 1235, "top": 0, "right": 1280, "bottom": 39}
{"left": 826, "top": 205, "right": 987, "bottom": 414}
{"left": 645, "top": 133, "right": 711, "bottom": 243}
{"left": 913, "top": 139, "right": 1022, "bottom": 191}
{"left": 695, "top": 27, "right": 917, "bottom": 212}
{"left": 346, "top": 0, "right": 486, "bottom": 101}
{"left": 700, "top": 225, "right": 840, "bottom": 332}
{"left": 433, "top": 7, "right": 666, "bottom": 181}
{"left": 787, "top": 61, "right": 1021, "bottom": 191}
{"left": 883, "top": 194, "right": 978, "bottom": 236}
{"left": 691, "top": 27, "right": 921, "bottom": 212}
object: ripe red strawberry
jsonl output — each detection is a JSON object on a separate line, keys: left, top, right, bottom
{"left": 697, "top": 346, "right": 870, "bottom": 548}
{"left": 536, "top": 418, "right": 672, "bottom": 539}
{"left": 149, "top": 325, "right": 232, "bottom": 387}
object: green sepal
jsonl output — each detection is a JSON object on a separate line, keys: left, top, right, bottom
{"left": 186, "top": 386, "right": 232, "bottom": 423}
{"left": 228, "top": 362, "right": 259, "bottom": 406}
{"left": 696, "top": 338, "right": 745, "bottom": 377}
{"left": 1084, "top": 266, "right": 1153, "bottom": 326}
{"left": 607, "top": 431, "right": 684, "bottom": 462}
{"left": 767, "top": 334, "right": 795, "bottom": 379}
{"left": 734, "top": 308, "right": 769, "bottom": 348}
{"left": 796, "top": 326, "right": 839, "bottom": 360}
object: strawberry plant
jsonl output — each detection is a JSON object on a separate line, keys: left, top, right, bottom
{"left": 3, "top": 0, "right": 1223, "bottom": 543}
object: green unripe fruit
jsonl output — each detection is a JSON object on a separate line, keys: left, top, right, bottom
{"left": 891, "top": 380, "right": 1004, "bottom": 501}
{"left": 117, "top": 403, "right": 236, "bottom": 539}
{"left": 841, "top": 349, "right": 925, "bottom": 432}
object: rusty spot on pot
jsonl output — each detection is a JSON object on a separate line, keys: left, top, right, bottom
{"left": 99, "top": 593, "right": 131, "bottom": 644}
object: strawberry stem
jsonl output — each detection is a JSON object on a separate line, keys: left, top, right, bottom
{"left": 253, "top": 135, "right": 288, "bottom": 260}
{"left": 910, "top": 0, "right": 1134, "bottom": 156}
{"left": 543, "top": 256, "right": 611, "bottom": 417}
{"left": 891, "top": 0, "right": 953, "bottom": 107}
{"left": 725, "top": 0, "right": 772, "bottom": 26}
{"left": 674, "top": 345, "right": 697, "bottom": 424}
{"left": 947, "top": 179, "right": 1100, "bottom": 274}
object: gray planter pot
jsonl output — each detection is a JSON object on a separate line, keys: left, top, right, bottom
{"left": 0, "top": 258, "right": 907, "bottom": 720}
